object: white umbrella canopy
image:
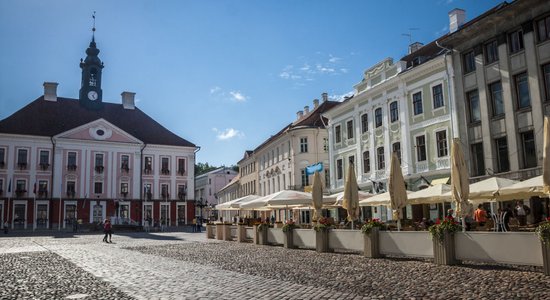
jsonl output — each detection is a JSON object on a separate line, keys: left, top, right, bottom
{"left": 543, "top": 116, "right": 550, "bottom": 194}
{"left": 359, "top": 191, "right": 413, "bottom": 206}
{"left": 450, "top": 138, "right": 471, "bottom": 231}
{"left": 497, "top": 175, "right": 546, "bottom": 201}
{"left": 389, "top": 153, "right": 408, "bottom": 231}
{"left": 467, "top": 177, "right": 518, "bottom": 201}
{"left": 240, "top": 190, "right": 314, "bottom": 209}
{"left": 342, "top": 162, "right": 360, "bottom": 221}
{"left": 407, "top": 184, "right": 452, "bottom": 205}
{"left": 311, "top": 171, "right": 323, "bottom": 220}
{"left": 330, "top": 191, "right": 373, "bottom": 206}
{"left": 215, "top": 195, "right": 261, "bottom": 210}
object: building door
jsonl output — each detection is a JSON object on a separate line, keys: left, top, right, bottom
{"left": 119, "top": 203, "right": 130, "bottom": 224}
{"left": 160, "top": 203, "right": 170, "bottom": 227}
{"left": 92, "top": 203, "right": 103, "bottom": 224}
{"left": 65, "top": 203, "right": 77, "bottom": 229}
{"left": 36, "top": 203, "right": 49, "bottom": 229}
{"left": 177, "top": 204, "right": 186, "bottom": 225}
{"left": 143, "top": 204, "right": 153, "bottom": 226}
{"left": 13, "top": 202, "right": 27, "bottom": 229}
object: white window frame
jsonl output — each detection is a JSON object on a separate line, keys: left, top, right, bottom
{"left": 415, "top": 133, "right": 428, "bottom": 162}
{"left": 430, "top": 81, "right": 445, "bottom": 111}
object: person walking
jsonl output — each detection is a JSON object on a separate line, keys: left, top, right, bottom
{"left": 514, "top": 201, "right": 530, "bottom": 226}
{"left": 3, "top": 221, "right": 8, "bottom": 234}
{"left": 103, "top": 219, "right": 112, "bottom": 243}
{"left": 144, "top": 218, "right": 150, "bottom": 233}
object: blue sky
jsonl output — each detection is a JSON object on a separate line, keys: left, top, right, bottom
{"left": 0, "top": 0, "right": 503, "bottom": 167}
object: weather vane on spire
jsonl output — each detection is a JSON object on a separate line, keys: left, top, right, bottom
{"left": 92, "top": 11, "right": 96, "bottom": 38}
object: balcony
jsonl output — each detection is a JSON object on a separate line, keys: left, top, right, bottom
{"left": 436, "top": 157, "right": 450, "bottom": 170}
{"left": 15, "top": 189, "right": 27, "bottom": 198}
{"left": 144, "top": 167, "right": 152, "bottom": 175}
{"left": 161, "top": 168, "right": 170, "bottom": 175}
{"left": 121, "top": 191, "right": 128, "bottom": 198}
{"left": 39, "top": 163, "right": 50, "bottom": 171}
{"left": 121, "top": 164, "right": 129, "bottom": 173}
{"left": 375, "top": 169, "right": 386, "bottom": 180}
{"left": 161, "top": 192, "right": 170, "bottom": 200}
{"left": 67, "top": 164, "right": 77, "bottom": 171}
{"left": 95, "top": 165, "right": 104, "bottom": 174}
{"left": 17, "top": 162, "right": 27, "bottom": 170}
{"left": 416, "top": 161, "right": 428, "bottom": 173}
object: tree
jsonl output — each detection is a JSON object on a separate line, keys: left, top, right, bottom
{"left": 195, "top": 162, "right": 218, "bottom": 176}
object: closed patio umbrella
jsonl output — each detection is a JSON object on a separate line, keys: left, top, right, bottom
{"left": 450, "top": 138, "right": 470, "bottom": 231}
{"left": 311, "top": 171, "right": 323, "bottom": 220}
{"left": 544, "top": 116, "right": 550, "bottom": 194}
{"left": 389, "top": 153, "right": 408, "bottom": 231}
{"left": 342, "top": 162, "right": 359, "bottom": 224}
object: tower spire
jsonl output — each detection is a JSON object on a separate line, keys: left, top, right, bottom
{"left": 92, "top": 11, "right": 96, "bottom": 42}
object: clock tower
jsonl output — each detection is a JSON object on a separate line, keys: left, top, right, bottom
{"left": 79, "top": 17, "right": 104, "bottom": 110}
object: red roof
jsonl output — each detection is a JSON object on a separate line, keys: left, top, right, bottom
{"left": 0, "top": 96, "right": 195, "bottom": 147}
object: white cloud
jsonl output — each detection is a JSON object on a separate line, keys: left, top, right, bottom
{"left": 328, "top": 55, "right": 341, "bottom": 63}
{"left": 229, "top": 91, "right": 247, "bottom": 102}
{"left": 316, "top": 64, "right": 335, "bottom": 73}
{"left": 210, "top": 86, "right": 221, "bottom": 94}
{"left": 212, "top": 128, "right": 244, "bottom": 140}
{"left": 340, "top": 68, "right": 348, "bottom": 73}
{"left": 278, "top": 54, "right": 347, "bottom": 86}
{"left": 330, "top": 91, "right": 354, "bottom": 102}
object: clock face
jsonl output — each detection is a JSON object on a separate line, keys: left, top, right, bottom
{"left": 88, "top": 91, "right": 98, "bottom": 101}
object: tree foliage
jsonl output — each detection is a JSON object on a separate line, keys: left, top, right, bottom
{"left": 195, "top": 162, "right": 218, "bottom": 176}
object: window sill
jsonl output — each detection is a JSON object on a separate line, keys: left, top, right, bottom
{"left": 484, "top": 60, "right": 499, "bottom": 67}
{"left": 515, "top": 106, "right": 532, "bottom": 114}
{"left": 490, "top": 114, "right": 506, "bottom": 121}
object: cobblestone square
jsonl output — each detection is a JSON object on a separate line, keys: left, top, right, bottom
{"left": 1, "top": 232, "right": 549, "bottom": 299}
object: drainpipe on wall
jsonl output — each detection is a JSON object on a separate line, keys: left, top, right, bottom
{"left": 50, "top": 136, "right": 61, "bottom": 230}
{"left": 139, "top": 143, "right": 146, "bottom": 225}
{"left": 435, "top": 40, "right": 458, "bottom": 139}
{"left": 193, "top": 146, "right": 201, "bottom": 222}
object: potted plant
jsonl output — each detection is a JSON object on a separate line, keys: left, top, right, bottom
{"left": 429, "top": 216, "right": 461, "bottom": 265}
{"left": 535, "top": 217, "right": 550, "bottom": 275}
{"left": 282, "top": 219, "right": 298, "bottom": 249}
{"left": 313, "top": 217, "right": 334, "bottom": 253}
{"left": 361, "top": 218, "right": 385, "bottom": 258}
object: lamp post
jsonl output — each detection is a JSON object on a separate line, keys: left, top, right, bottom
{"left": 195, "top": 198, "right": 207, "bottom": 224}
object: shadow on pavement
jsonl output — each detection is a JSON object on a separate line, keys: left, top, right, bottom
{"left": 113, "top": 232, "right": 186, "bottom": 241}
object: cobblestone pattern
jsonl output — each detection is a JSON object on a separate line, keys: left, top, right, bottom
{"left": 1, "top": 232, "right": 549, "bottom": 299}
{"left": 0, "top": 251, "right": 133, "bottom": 300}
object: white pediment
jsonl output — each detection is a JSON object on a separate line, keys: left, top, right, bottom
{"left": 54, "top": 118, "right": 143, "bottom": 144}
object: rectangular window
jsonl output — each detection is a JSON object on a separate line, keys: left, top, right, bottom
{"left": 361, "top": 113, "right": 368, "bottom": 133}
{"left": 377, "top": 147, "right": 385, "bottom": 170}
{"left": 178, "top": 158, "right": 186, "bottom": 175}
{"left": 363, "top": 151, "right": 370, "bottom": 173}
{"left": 336, "top": 159, "right": 343, "bottom": 180}
{"left": 412, "top": 92, "right": 423, "bottom": 115}
{"left": 471, "top": 143, "right": 485, "bottom": 176}
{"left": 484, "top": 40, "right": 499, "bottom": 64}
{"left": 120, "top": 182, "right": 129, "bottom": 195}
{"left": 178, "top": 184, "right": 186, "bottom": 200}
{"left": 301, "top": 169, "right": 309, "bottom": 187}
{"left": 17, "top": 149, "right": 28, "bottom": 168}
{"left": 16, "top": 180, "right": 26, "bottom": 194}
{"left": 463, "top": 50, "right": 476, "bottom": 74}
{"left": 335, "top": 125, "right": 342, "bottom": 143}
{"left": 38, "top": 180, "right": 48, "bottom": 194}
{"left": 323, "top": 138, "right": 328, "bottom": 152}
{"left": 39, "top": 150, "right": 49, "bottom": 167}
{"left": 94, "top": 182, "right": 103, "bottom": 194}
{"left": 392, "top": 142, "right": 401, "bottom": 164}
{"left": 144, "top": 156, "right": 152, "bottom": 173}
{"left": 390, "top": 102, "right": 399, "bottom": 122}
{"left": 521, "top": 131, "right": 537, "bottom": 168}
{"left": 495, "top": 137, "right": 510, "bottom": 173}
{"left": 66, "top": 181, "right": 76, "bottom": 196}
{"left": 161, "top": 184, "right": 169, "bottom": 198}
{"left": 489, "top": 81, "right": 504, "bottom": 116}
{"left": 515, "top": 72, "right": 531, "bottom": 109}
{"left": 144, "top": 183, "right": 152, "bottom": 200}
{"left": 161, "top": 157, "right": 170, "bottom": 174}
{"left": 467, "top": 90, "right": 481, "bottom": 123}
{"left": 95, "top": 153, "right": 104, "bottom": 173}
{"left": 346, "top": 120, "right": 354, "bottom": 139}
{"left": 416, "top": 135, "right": 427, "bottom": 162}
{"left": 432, "top": 84, "right": 444, "bottom": 109}
{"left": 121, "top": 155, "right": 129, "bottom": 171}
{"left": 509, "top": 30, "right": 524, "bottom": 54}
{"left": 436, "top": 130, "right": 448, "bottom": 157}
{"left": 0, "top": 148, "right": 4, "bottom": 167}
{"left": 375, "top": 108, "right": 382, "bottom": 127}
{"left": 537, "top": 15, "right": 550, "bottom": 43}
{"left": 543, "top": 64, "right": 550, "bottom": 102}
{"left": 67, "top": 152, "right": 77, "bottom": 170}
{"left": 300, "top": 137, "right": 308, "bottom": 153}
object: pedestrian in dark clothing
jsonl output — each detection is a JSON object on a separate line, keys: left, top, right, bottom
{"left": 103, "top": 219, "right": 112, "bottom": 243}
{"left": 3, "top": 221, "right": 8, "bottom": 234}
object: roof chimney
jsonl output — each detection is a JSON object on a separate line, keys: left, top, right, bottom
{"left": 313, "top": 99, "right": 319, "bottom": 109}
{"left": 449, "top": 8, "right": 466, "bottom": 33}
{"left": 296, "top": 110, "right": 303, "bottom": 120}
{"left": 304, "top": 105, "right": 309, "bottom": 114}
{"left": 408, "top": 42, "right": 424, "bottom": 54}
{"left": 121, "top": 91, "right": 136, "bottom": 110}
{"left": 43, "top": 82, "right": 58, "bottom": 102}
{"left": 322, "top": 92, "right": 328, "bottom": 102}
